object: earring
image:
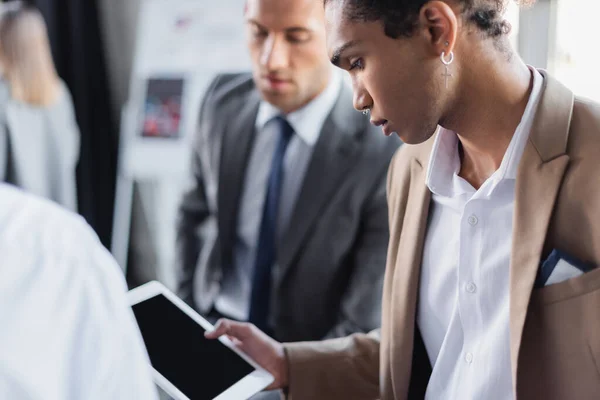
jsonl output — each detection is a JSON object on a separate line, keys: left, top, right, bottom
{"left": 362, "top": 108, "right": 369, "bottom": 116}
{"left": 440, "top": 51, "right": 454, "bottom": 89}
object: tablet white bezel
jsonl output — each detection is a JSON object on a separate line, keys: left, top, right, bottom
{"left": 128, "top": 281, "right": 274, "bottom": 400}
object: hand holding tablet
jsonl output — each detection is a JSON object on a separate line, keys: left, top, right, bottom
{"left": 205, "top": 319, "right": 288, "bottom": 391}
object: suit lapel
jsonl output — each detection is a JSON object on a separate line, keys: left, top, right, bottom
{"left": 218, "top": 90, "right": 261, "bottom": 267}
{"left": 278, "top": 85, "right": 362, "bottom": 279}
{"left": 388, "top": 145, "right": 433, "bottom": 400}
{"left": 509, "top": 71, "right": 573, "bottom": 394}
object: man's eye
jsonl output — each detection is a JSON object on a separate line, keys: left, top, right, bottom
{"left": 349, "top": 58, "right": 364, "bottom": 71}
{"left": 287, "top": 32, "right": 311, "bottom": 44}
{"left": 252, "top": 27, "right": 268, "bottom": 39}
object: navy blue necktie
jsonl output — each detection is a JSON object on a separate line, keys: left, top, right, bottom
{"left": 248, "top": 116, "right": 294, "bottom": 332}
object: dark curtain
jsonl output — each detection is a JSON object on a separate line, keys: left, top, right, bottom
{"left": 22, "top": 0, "right": 118, "bottom": 247}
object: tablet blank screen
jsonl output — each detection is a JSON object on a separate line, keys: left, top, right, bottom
{"left": 132, "top": 294, "right": 255, "bottom": 400}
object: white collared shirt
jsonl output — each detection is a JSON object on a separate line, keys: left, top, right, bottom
{"left": 418, "top": 67, "right": 543, "bottom": 399}
{"left": 0, "top": 184, "right": 158, "bottom": 400}
{"left": 215, "top": 69, "right": 342, "bottom": 321}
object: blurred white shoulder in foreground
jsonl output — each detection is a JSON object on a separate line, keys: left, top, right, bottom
{"left": 0, "top": 184, "right": 158, "bottom": 400}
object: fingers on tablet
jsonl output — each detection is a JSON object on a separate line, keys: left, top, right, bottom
{"left": 228, "top": 335, "right": 243, "bottom": 347}
{"left": 206, "top": 319, "right": 259, "bottom": 344}
{"left": 205, "top": 319, "right": 228, "bottom": 338}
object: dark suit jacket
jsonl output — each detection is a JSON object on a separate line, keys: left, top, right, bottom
{"left": 175, "top": 73, "right": 401, "bottom": 342}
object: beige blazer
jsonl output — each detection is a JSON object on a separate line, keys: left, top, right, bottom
{"left": 283, "top": 71, "right": 600, "bottom": 399}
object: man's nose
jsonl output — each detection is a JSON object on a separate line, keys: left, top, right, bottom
{"left": 261, "top": 35, "right": 290, "bottom": 71}
{"left": 352, "top": 82, "right": 372, "bottom": 113}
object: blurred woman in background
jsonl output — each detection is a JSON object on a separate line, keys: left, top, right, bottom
{"left": 0, "top": 1, "right": 79, "bottom": 211}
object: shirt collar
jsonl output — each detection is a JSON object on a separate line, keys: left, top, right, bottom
{"left": 426, "top": 66, "right": 544, "bottom": 198}
{"left": 255, "top": 68, "right": 342, "bottom": 146}
{"left": 426, "top": 127, "right": 462, "bottom": 197}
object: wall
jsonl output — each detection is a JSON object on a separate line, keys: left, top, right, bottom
{"left": 97, "top": 0, "right": 250, "bottom": 290}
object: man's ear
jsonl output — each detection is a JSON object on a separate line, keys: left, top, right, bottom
{"left": 419, "top": 1, "right": 458, "bottom": 57}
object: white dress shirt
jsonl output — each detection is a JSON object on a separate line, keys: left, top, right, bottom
{"left": 215, "top": 70, "right": 342, "bottom": 321}
{"left": 418, "top": 67, "right": 543, "bottom": 399}
{"left": 0, "top": 184, "right": 158, "bottom": 400}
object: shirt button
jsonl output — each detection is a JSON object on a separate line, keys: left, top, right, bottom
{"left": 468, "top": 215, "right": 478, "bottom": 226}
{"left": 465, "top": 352, "right": 474, "bottom": 364}
{"left": 466, "top": 282, "right": 477, "bottom": 293}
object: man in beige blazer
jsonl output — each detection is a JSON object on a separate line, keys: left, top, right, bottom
{"left": 207, "top": 0, "right": 600, "bottom": 399}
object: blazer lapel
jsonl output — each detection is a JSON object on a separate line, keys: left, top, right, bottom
{"left": 387, "top": 141, "right": 433, "bottom": 400}
{"left": 278, "top": 85, "right": 361, "bottom": 280}
{"left": 509, "top": 71, "right": 573, "bottom": 395}
{"left": 218, "top": 90, "right": 261, "bottom": 267}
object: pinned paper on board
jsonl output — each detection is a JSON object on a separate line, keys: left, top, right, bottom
{"left": 141, "top": 78, "right": 184, "bottom": 139}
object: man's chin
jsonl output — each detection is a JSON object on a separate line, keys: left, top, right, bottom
{"left": 396, "top": 129, "right": 437, "bottom": 145}
{"left": 259, "top": 90, "right": 296, "bottom": 110}
{"left": 260, "top": 84, "right": 292, "bottom": 96}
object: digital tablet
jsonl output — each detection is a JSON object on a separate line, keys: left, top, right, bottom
{"left": 128, "top": 281, "right": 273, "bottom": 400}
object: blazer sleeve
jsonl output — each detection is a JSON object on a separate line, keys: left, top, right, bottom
{"left": 174, "top": 76, "right": 222, "bottom": 305}
{"left": 283, "top": 330, "right": 381, "bottom": 400}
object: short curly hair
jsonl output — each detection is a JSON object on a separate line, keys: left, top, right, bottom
{"left": 325, "top": 0, "right": 536, "bottom": 39}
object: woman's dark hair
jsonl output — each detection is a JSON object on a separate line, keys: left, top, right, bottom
{"left": 325, "top": 0, "right": 535, "bottom": 39}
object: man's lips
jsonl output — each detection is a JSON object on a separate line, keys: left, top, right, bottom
{"left": 263, "top": 75, "right": 291, "bottom": 87}
{"left": 371, "top": 119, "right": 392, "bottom": 136}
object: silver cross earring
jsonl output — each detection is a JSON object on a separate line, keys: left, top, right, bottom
{"left": 440, "top": 51, "right": 454, "bottom": 89}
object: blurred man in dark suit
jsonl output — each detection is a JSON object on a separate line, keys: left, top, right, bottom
{"left": 175, "top": 0, "right": 400, "bottom": 342}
